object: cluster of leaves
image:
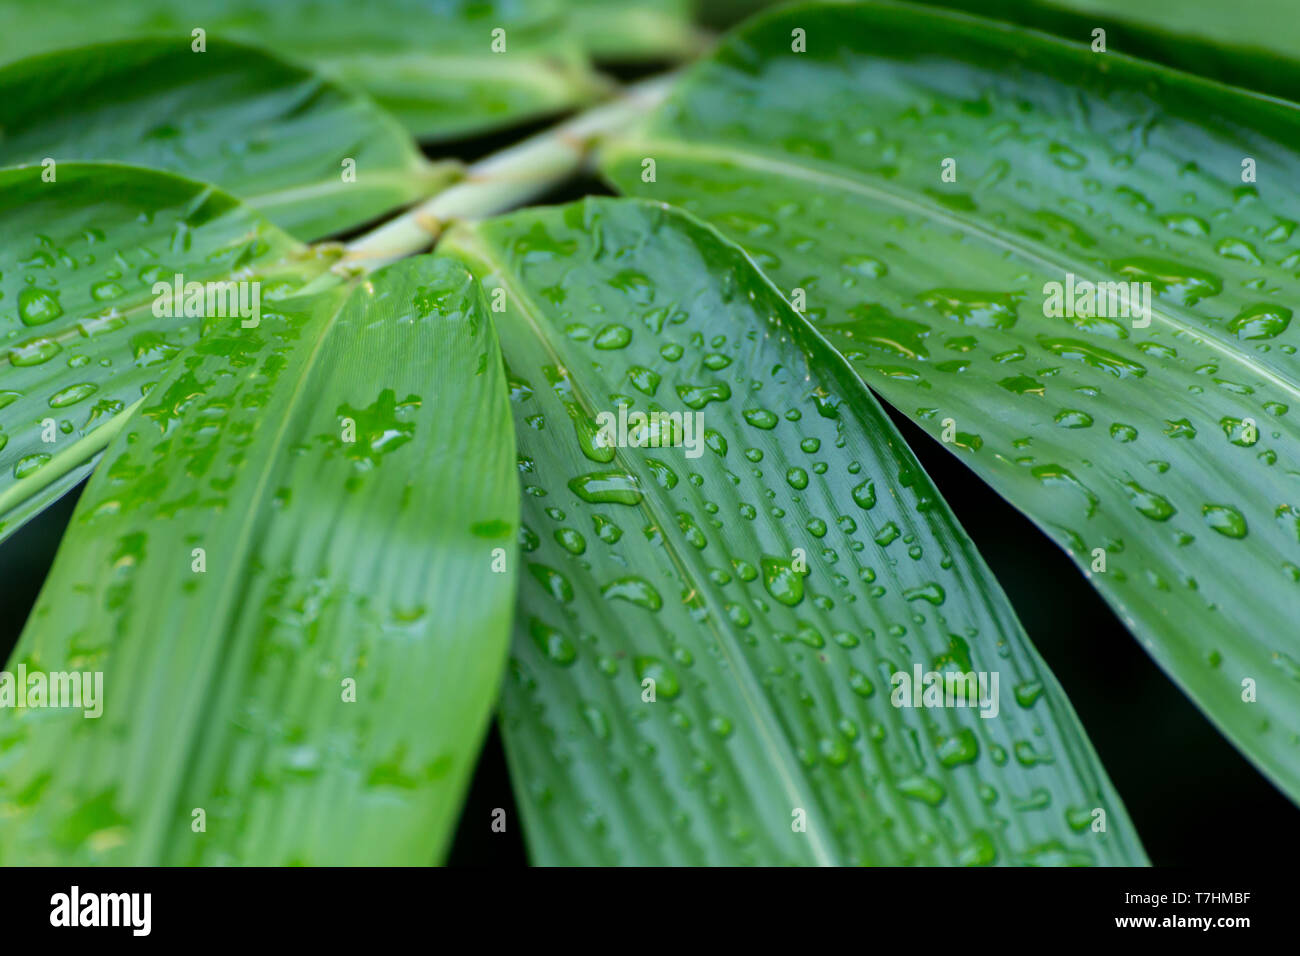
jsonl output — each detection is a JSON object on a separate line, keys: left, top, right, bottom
{"left": 0, "top": 0, "right": 1295, "bottom": 865}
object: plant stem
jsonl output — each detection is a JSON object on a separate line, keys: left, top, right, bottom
{"left": 343, "top": 74, "right": 676, "bottom": 270}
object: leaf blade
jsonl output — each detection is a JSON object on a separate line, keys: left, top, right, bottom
{"left": 913, "top": 0, "right": 1300, "bottom": 100}
{"left": 602, "top": 1, "right": 1300, "bottom": 802}
{"left": 0, "top": 38, "right": 445, "bottom": 240}
{"left": 0, "top": 162, "right": 330, "bottom": 541}
{"left": 0, "top": 254, "right": 519, "bottom": 864}
{"left": 443, "top": 197, "right": 1145, "bottom": 865}
{"left": 0, "top": 0, "right": 607, "bottom": 140}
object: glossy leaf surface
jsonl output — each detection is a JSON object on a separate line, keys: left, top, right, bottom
{"left": 0, "top": 255, "right": 519, "bottom": 864}
{"left": 443, "top": 197, "right": 1145, "bottom": 865}
{"left": 603, "top": 1, "right": 1300, "bottom": 801}
{"left": 0, "top": 39, "right": 445, "bottom": 241}
{"left": 0, "top": 163, "right": 329, "bottom": 543}
{"left": 915, "top": 0, "right": 1300, "bottom": 101}
{"left": 0, "top": 0, "right": 604, "bottom": 140}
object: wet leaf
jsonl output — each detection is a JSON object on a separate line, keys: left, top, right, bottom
{"left": 0, "top": 39, "right": 449, "bottom": 240}
{"left": 569, "top": 0, "right": 700, "bottom": 60}
{"left": 0, "top": 0, "right": 605, "bottom": 140}
{"left": 442, "top": 197, "right": 1145, "bottom": 865}
{"left": 915, "top": 0, "right": 1300, "bottom": 101}
{"left": 603, "top": 1, "right": 1300, "bottom": 802}
{"left": 0, "top": 162, "right": 330, "bottom": 543}
{"left": 0, "top": 255, "right": 519, "bottom": 864}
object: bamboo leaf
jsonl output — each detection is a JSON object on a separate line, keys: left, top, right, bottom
{"left": 568, "top": 1, "right": 700, "bottom": 61}
{"left": 0, "top": 162, "right": 331, "bottom": 543}
{"left": 442, "top": 197, "right": 1145, "bottom": 865}
{"left": 602, "top": 1, "right": 1300, "bottom": 801}
{"left": 696, "top": 0, "right": 791, "bottom": 30}
{"left": 0, "top": 0, "right": 606, "bottom": 140}
{"left": 912, "top": 0, "right": 1300, "bottom": 100}
{"left": 0, "top": 254, "right": 519, "bottom": 864}
{"left": 0, "top": 39, "right": 449, "bottom": 241}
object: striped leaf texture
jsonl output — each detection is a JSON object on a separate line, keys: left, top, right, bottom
{"left": 602, "top": 0, "right": 1300, "bottom": 802}
{"left": 0, "top": 255, "right": 519, "bottom": 864}
{"left": 443, "top": 197, "right": 1145, "bottom": 864}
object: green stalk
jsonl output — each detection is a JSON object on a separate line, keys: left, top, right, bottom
{"left": 342, "top": 74, "right": 676, "bottom": 270}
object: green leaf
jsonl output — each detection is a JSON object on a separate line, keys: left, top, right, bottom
{"left": 0, "top": 39, "right": 448, "bottom": 241}
{"left": 567, "top": 0, "right": 700, "bottom": 60}
{"left": 0, "top": 162, "right": 331, "bottom": 543}
{"left": 0, "top": 0, "right": 606, "bottom": 140}
{"left": 441, "top": 197, "right": 1145, "bottom": 865}
{"left": 911, "top": 0, "right": 1300, "bottom": 100}
{"left": 0, "top": 254, "right": 519, "bottom": 864}
{"left": 696, "top": 0, "right": 790, "bottom": 30}
{"left": 602, "top": 2, "right": 1300, "bottom": 802}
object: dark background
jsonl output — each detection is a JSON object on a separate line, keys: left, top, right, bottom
{"left": 3, "top": 35, "right": 1296, "bottom": 868}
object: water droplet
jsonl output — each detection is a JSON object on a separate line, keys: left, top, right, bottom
{"left": 635, "top": 657, "right": 680, "bottom": 699}
{"left": 569, "top": 470, "right": 643, "bottom": 505}
{"left": 18, "top": 287, "right": 63, "bottom": 326}
{"left": 528, "top": 563, "right": 574, "bottom": 603}
{"left": 593, "top": 324, "right": 631, "bottom": 349}
{"left": 529, "top": 618, "right": 576, "bottom": 666}
{"left": 1038, "top": 337, "right": 1146, "bottom": 378}
{"left": 9, "top": 337, "right": 61, "bottom": 366}
{"left": 937, "top": 728, "right": 979, "bottom": 766}
{"left": 848, "top": 669, "right": 874, "bottom": 697}
{"left": 903, "top": 581, "right": 945, "bottom": 605}
{"left": 1054, "top": 409, "right": 1093, "bottom": 428}
{"left": 1123, "top": 481, "right": 1176, "bottom": 520}
{"left": 1031, "top": 464, "right": 1097, "bottom": 516}
{"left": 601, "top": 576, "right": 662, "bottom": 610}
{"left": 554, "top": 527, "right": 586, "bottom": 554}
{"left": 676, "top": 382, "right": 731, "bottom": 409}
{"left": 1228, "top": 304, "right": 1291, "bottom": 340}
{"left": 851, "top": 479, "right": 876, "bottom": 510}
{"left": 999, "top": 374, "right": 1045, "bottom": 396}
{"left": 1160, "top": 213, "right": 1210, "bottom": 236}
{"left": 896, "top": 775, "right": 946, "bottom": 806}
{"left": 921, "top": 289, "right": 1018, "bottom": 329}
{"left": 1202, "top": 503, "right": 1247, "bottom": 538}
{"left": 1048, "top": 141, "right": 1087, "bottom": 170}
{"left": 1275, "top": 504, "right": 1300, "bottom": 544}
{"left": 90, "top": 280, "right": 127, "bottom": 302}
{"left": 1109, "top": 257, "right": 1221, "bottom": 305}
{"left": 49, "top": 383, "right": 97, "bottom": 408}
{"left": 760, "top": 555, "right": 804, "bottom": 606}
{"left": 14, "top": 454, "right": 50, "bottom": 479}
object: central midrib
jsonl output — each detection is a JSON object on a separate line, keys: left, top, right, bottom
{"left": 444, "top": 225, "right": 839, "bottom": 866}
{"left": 249, "top": 167, "right": 431, "bottom": 210}
{"left": 147, "top": 282, "right": 355, "bottom": 863}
